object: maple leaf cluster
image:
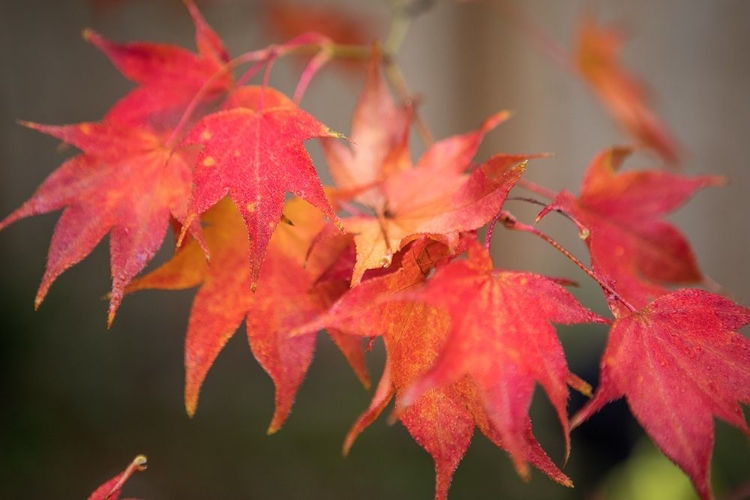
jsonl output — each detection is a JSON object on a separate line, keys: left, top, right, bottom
{"left": 3, "top": 3, "right": 748, "bottom": 500}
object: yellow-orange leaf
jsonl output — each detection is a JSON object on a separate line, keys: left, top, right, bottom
{"left": 128, "top": 197, "right": 366, "bottom": 431}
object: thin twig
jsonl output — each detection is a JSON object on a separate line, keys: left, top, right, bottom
{"left": 104, "top": 455, "right": 148, "bottom": 500}
{"left": 166, "top": 37, "right": 372, "bottom": 149}
{"left": 506, "top": 196, "right": 585, "bottom": 230}
{"left": 516, "top": 177, "right": 558, "bottom": 199}
{"left": 496, "top": 210, "right": 637, "bottom": 313}
{"left": 381, "top": 0, "right": 437, "bottom": 147}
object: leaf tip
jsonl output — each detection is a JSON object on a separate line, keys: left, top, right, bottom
{"left": 379, "top": 251, "right": 393, "bottom": 269}
{"left": 133, "top": 454, "right": 148, "bottom": 470}
{"left": 496, "top": 109, "right": 514, "bottom": 123}
{"left": 387, "top": 396, "right": 408, "bottom": 425}
{"left": 34, "top": 285, "right": 49, "bottom": 311}
{"left": 17, "top": 119, "right": 38, "bottom": 130}
{"left": 185, "top": 391, "right": 198, "bottom": 418}
{"left": 342, "top": 437, "right": 354, "bottom": 457}
{"left": 535, "top": 204, "right": 555, "bottom": 224}
{"left": 280, "top": 213, "right": 294, "bottom": 226}
{"left": 385, "top": 409, "right": 400, "bottom": 426}
{"left": 566, "top": 372, "right": 593, "bottom": 398}
{"left": 515, "top": 462, "right": 532, "bottom": 483}
{"left": 327, "top": 129, "right": 347, "bottom": 140}
{"left": 569, "top": 411, "right": 585, "bottom": 430}
{"left": 81, "top": 28, "right": 95, "bottom": 42}
{"left": 708, "top": 174, "right": 729, "bottom": 187}
{"left": 176, "top": 215, "right": 194, "bottom": 249}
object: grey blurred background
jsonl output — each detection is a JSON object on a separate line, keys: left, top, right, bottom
{"left": 1, "top": 0, "right": 748, "bottom": 498}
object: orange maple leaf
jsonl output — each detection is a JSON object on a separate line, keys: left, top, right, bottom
{"left": 321, "top": 50, "right": 408, "bottom": 207}
{"left": 128, "top": 197, "right": 367, "bottom": 432}
{"left": 325, "top": 53, "right": 530, "bottom": 283}
{"left": 343, "top": 143, "right": 526, "bottom": 283}
{"left": 576, "top": 16, "right": 681, "bottom": 164}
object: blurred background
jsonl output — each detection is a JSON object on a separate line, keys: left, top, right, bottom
{"left": 1, "top": 0, "right": 748, "bottom": 498}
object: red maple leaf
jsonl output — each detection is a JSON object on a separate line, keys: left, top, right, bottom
{"left": 85, "top": 2, "right": 227, "bottom": 88}
{"left": 86, "top": 1, "right": 231, "bottom": 134}
{"left": 128, "top": 197, "right": 367, "bottom": 431}
{"left": 181, "top": 85, "right": 343, "bottom": 287}
{"left": 538, "top": 147, "right": 723, "bottom": 316}
{"left": 400, "top": 239, "right": 605, "bottom": 479}
{"left": 293, "top": 239, "right": 583, "bottom": 499}
{"left": 572, "top": 289, "right": 750, "bottom": 500}
{"left": 0, "top": 2, "right": 232, "bottom": 323}
{"left": 0, "top": 121, "right": 196, "bottom": 324}
{"left": 575, "top": 15, "right": 681, "bottom": 164}
{"left": 87, "top": 455, "right": 147, "bottom": 500}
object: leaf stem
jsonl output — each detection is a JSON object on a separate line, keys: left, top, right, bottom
{"left": 104, "top": 455, "right": 147, "bottom": 500}
{"left": 381, "top": 0, "right": 436, "bottom": 147}
{"left": 376, "top": 209, "right": 394, "bottom": 268}
{"left": 165, "top": 48, "right": 268, "bottom": 149}
{"left": 384, "top": 9, "right": 411, "bottom": 56}
{"left": 506, "top": 196, "right": 585, "bottom": 231}
{"left": 516, "top": 178, "right": 557, "bottom": 199}
{"left": 495, "top": 210, "right": 637, "bottom": 313}
{"left": 165, "top": 36, "right": 373, "bottom": 150}
{"left": 384, "top": 0, "right": 436, "bottom": 55}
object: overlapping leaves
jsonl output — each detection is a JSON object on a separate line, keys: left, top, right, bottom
{"left": 1, "top": 3, "right": 339, "bottom": 323}
{"left": 128, "top": 197, "right": 366, "bottom": 431}
{"left": 3, "top": 3, "right": 748, "bottom": 500}
{"left": 293, "top": 238, "right": 602, "bottom": 499}
{"left": 324, "top": 52, "right": 530, "bottom": 284}
{"left": 538, "top": 146, "right": 723, "bottom": 316}
{"left": 0, "top": 3, "right": 231, "bottom": 324}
